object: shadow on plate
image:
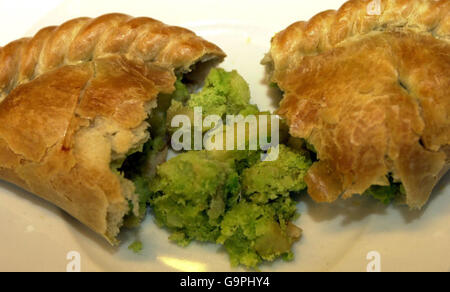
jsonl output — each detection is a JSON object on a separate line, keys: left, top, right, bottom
{"left": 301, "top": 172, "right": 450, "bottom": 226}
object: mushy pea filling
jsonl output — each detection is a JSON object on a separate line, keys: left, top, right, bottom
{"left": 364, "top": 174, "right": 406, "bottom": 205}
{"left": 150, "top": 146, "right": 311, "bottom": 268}
{"left": 112, "top": 69, "right": 404, "bottom": 268}
{"left": 146, "top": 69, "right": 313, "bottom": 268}
{"left": 113, "top": 77, "right": 191, "bottom": 226}
{"left": 286, "top": 136, "right": 405, "bottom": 205}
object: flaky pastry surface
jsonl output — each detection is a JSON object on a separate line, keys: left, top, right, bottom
{"left": 265, "top": 0, "right": 449, "bottom": 208}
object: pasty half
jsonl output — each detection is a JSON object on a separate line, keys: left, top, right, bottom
{"left": 263, "top": 0, "right": 449, "bottom": 208}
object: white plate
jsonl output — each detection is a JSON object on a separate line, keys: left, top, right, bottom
{"left": 0, "top": 0, "right": 449, "bottom": 272}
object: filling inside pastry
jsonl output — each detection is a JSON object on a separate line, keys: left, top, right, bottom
{"left": 268, "top": 79, "right": 407, "bottom": 206}
{"left": 112, "top": 77, "right": 192, "bottom": 227}
{"left": 110, "top": 67, "right": 314, "bottom": 268}
{"left": 363, "top": 175, "right": 406, "bottom": 205}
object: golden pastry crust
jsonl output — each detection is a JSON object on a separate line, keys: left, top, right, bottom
{"left": 0, "top": 14, "right": 225, "bottom": 100}
{"left": 264, "top": 0, "right": 449, "bottom": 208}
{"left": 0, "top": 14, "right": 225, "bottom": 243}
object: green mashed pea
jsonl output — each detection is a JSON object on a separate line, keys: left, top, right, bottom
{"left": 117, "top": 68, "right": 314, "bottom": 269}
{"left": 242, "top": 145, "right": 312, "bottom": 204}
{"left": 188, "top": 68, "right": 254, "bottom": 117}
{"left": 167, "top": 68, "right": 260, "bottom": 134}
{"left": 149, "top": 146, "right": 311, "bottom": 268}
{"left": 150, "top": 151, "right": 240, "bottom": 246}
